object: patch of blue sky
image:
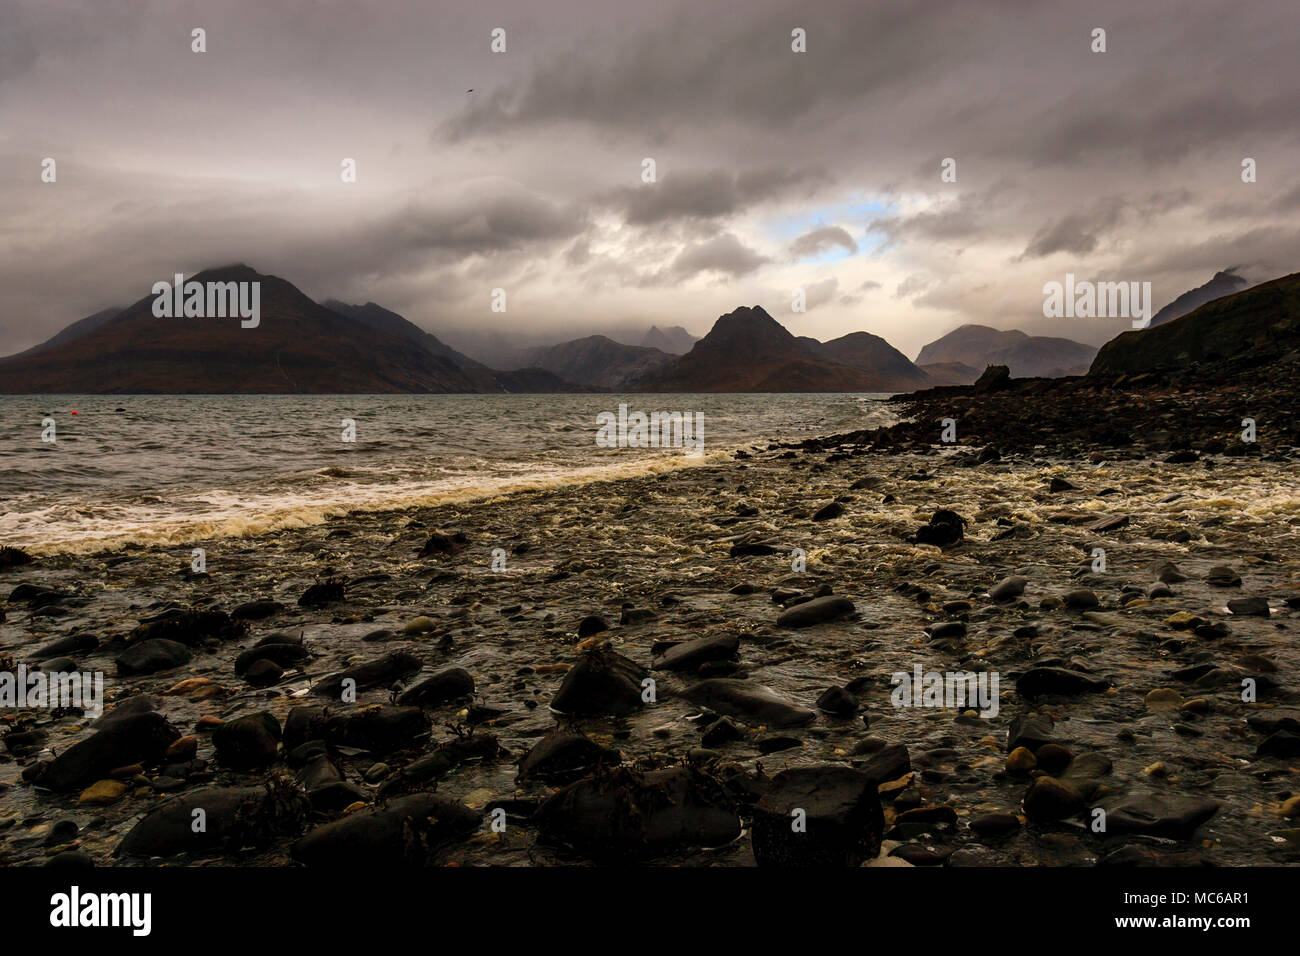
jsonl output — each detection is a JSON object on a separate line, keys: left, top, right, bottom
{"left": 763, "top": 195, "right": 896, "bottom": 263}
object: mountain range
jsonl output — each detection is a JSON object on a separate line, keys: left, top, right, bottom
{"left": 0, "top": 266, "right": 1265, "bottom": 393}
{"left": 916, "top": 324, "right": 1098, "bottom": 379}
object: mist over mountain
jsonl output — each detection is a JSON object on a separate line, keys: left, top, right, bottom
{"left": 640, "top": 325, "right": 697, "bottom": 354}
{"left": 509, "top": 335, "right": 673, "bottom": 389}
{"left": 1147, "top": 270, "right": 1250, "bottom": 327}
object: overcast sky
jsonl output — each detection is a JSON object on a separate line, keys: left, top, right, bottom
{"left": 2, "top": 0, "right": 1299, "bottom": 359}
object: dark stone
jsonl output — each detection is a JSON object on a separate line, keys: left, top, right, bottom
{"left": 293, "top": 792, "right": 478, "bottom": 865}
{"left": 397, "top": 667, "right": 475, "bottom": 707}
{"left": 212, "top": 712, "right": 281, "bottom": 770}
{"left": 913, "top": 510, "right": 966, "bottom": 548}
{"left": 116, "top": 639, "right": 191, "bottom": 676}
{"left": 684, "top": 679, "right": 815, "bottom": 728}
{"left": 1016, "top": 667, "right": 1109, "bottom": 696}
{"left": 551, "top": 647, "right": 646, "bottom": 717}
{"left": 535, "top": 766, "right": 741, "bottom": 861}
{"left": 813, "top": 501, "right": 845, "bottom": 521}
{"left": 815, "top": 686, "right": 859, "bottom": 717}
{"left": 776, "top": 595, "right": 855, "bottom": 628}
{"left": 652, "top": 634, "right": 739, "bottom": 671}
{"left": 312, "top": 651, "right": 423, "bottom": 698}
{"left": 517, "top": 732, "right": 621, "bottom": 783}
{"left": 752, "top": 766, "right": 884, "bottom": 866}
{"left": 33, "top": 712, "right": 179, "bottom": 791}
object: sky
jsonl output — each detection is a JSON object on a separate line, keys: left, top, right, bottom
{"left": 2, "top": 0, "right": 1299, "bottom": 360}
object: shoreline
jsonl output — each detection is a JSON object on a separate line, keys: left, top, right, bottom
{"left": 1, "top": 402, "right": 1298, "bottom": 866}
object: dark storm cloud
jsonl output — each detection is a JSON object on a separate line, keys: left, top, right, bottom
{"left": 790, "top": 226, "right": 857, "bottom": 258}
{"left": 603, "top": 166, "right": 827, "bottom": 225}
{"left": 1019, "top": 197, "right": 1126, "bottom": 259}
{"left": 671, "top": 233, "right": 770, "bottom": 278}
{"left": 2, "top": 0, "right": 1300, "bottom": 358}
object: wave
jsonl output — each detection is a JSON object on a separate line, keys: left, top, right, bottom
{"left": 6, "top": 447, "right": 736, "bottom": 556}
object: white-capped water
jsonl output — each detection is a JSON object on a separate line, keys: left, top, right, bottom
{"left": 0, "top": 393, "right": 898, "bottom": 554}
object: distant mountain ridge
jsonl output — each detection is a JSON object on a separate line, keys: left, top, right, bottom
{"left": 640, "top": 325, "right": 697, "bottom": 354}
{"left": 510, "top": 335, "right": 672, "bottom": 389}
{"left": 0, "top": 266, "right": 573, "bottom": 393}
{"left": 632, "top": 306, "right": 929, "bottom": 392}
{"left": 916, "top": 324, "right": 1096, "bottom": 378}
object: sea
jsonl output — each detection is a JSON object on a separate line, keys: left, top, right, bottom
{"left": 0, "top": 393, "right": 898, "bottom": 554}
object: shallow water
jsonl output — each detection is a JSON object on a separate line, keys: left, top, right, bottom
{"left": 0, "top": 393, "right": 897, "bottom": 553}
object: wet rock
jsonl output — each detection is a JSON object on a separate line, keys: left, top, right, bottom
{"left": 231, "top": 599, "right": 283, "bottom": 621}
{"left": 323, "top": 706, "right": 429, "bottom": 754}
{"left": 1048, "top": 477, "right": 1076, "bottom": 493}
{"left": 243, "top": 659, "right": 284, "bottom": 687}
{"left": 397, "top": 667, "right": 475, "bottom": 707}
{"left": 551, "top": 646, "right": 646, "bottom": 717}
{"left": 759, "top": 736, "right": 802, "bottom": 755}
{"left": 576, "top": 615, "right": 609, "bottom": 638}
{"left": 620, "top": 606, "right": 657, "bottom": 625}
{"left": 1016, "top": 667, "right": 1109, "bottom": 696}
{"left": 294, "top": 791, "right": 478, "bottom": 865}
{"left": 776, "top": 595, "right": 855, "bottom": 628}
{"left": 118, "top": 784, "right": 308, "bottom": 858}
{"left": 969, "top": 812, "right": 1021, "bottom": 837}
{"left": 535, "top": 766, "right": 741, "bottom": 861}
{"left": 299, "top": 578, "right": 346, "bottom": 607}
{"left": 78, "top": 779, "right": 128, "bottom": 805}
{"left": 212, "top": 712, "right": 281, "bottom": 770}
{"left": 234, "top": 642, "right": 308, "bottom": 675}
{"left": 816, "top": 686, "right": 859, "bottom": 717}
{"left": 729, "top": 541, "right": 783, "bottom": 557}
{"left": 129, "top": 608, "right": 245, "bottom": 646}
{"left": 856, "top": 743, "right": 911, "bottom": 785}
{"left": 33, "top": 712, "right": 179, "bottom": 791}
{"left": 312, "top": 651, "right": 422, "bottom": 698}
{"left": 1096, "top": 793, "right": 1220, "bottom": 840}
{"left": 652, "top": 634, "right": 739, "bottom": 671}
{"left": 700, "top": 717, "right": 744, "bottom": 747}
{"left": 752, "top": 766, "right": 884, "bottom": 866}
{"left": 1155, "top": 562, "right": 1187, "bottom": 583}
{"left": 1227, "top": 597, "right": 1269, "bottom": 617}
{"left": 989, "top": 576, "right": 1027, "bottom": 602}
{"left": 31, "top": 633, "right": 98, "bottom": 660}
{"left": 517, "top": 732, "right": 621, "bottom": 783}
{"left": 1023, "top": 751, "right": 1112, "bottom": 822}
{"left": 912, "top": 510, "right": 966, "bottom": 548}
{"left": 1256, "top": 730, "right": 1300, "bottom": 759}
{"left": 684, "top": 679, "right": 815, "bottom": 728}
{"left": 0, "top": 546, "right": 33, "bottom": 569}
{"left": 116, "top": 639, "right": 191, "bottom": 676}
{"left": 417, "top": 531, "right": 469, "bottom": 557}
{"left": 1062, "top": 588, "right": 1100, "bottom": 610}
{"left": 813, "top": 501, "right": 845, "bottom": 521}
{"left": 1206, "top": 565, "right": 1241, "bottom": 587}
{"left": 1007, "top": 714, "right": 1055, "bottom": 752}
{"left": 400, "top": 733, "right": 499, "bottom": 783}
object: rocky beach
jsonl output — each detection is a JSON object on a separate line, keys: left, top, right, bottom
{"left": 2, "top": 371, "right": 1297, "bottom": 868}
